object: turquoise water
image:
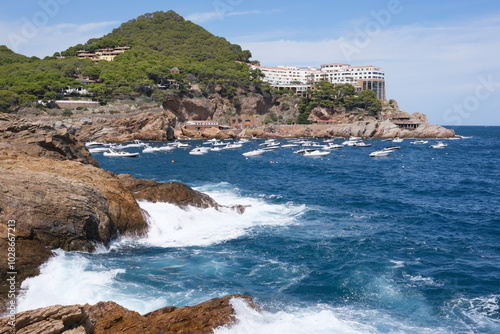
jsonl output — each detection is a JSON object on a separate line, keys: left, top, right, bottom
{"left": 18, "top": 127, "right": 500, "bottom": 333}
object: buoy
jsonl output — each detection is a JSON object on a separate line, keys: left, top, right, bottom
{"left": 171, "top": 160, "right": 174, "bottom": 163}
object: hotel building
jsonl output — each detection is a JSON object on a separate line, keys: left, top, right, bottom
{"left": 251, "top": 63, "right": 386, "bottom": 101}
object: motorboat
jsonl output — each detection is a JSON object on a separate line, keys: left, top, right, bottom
{"left": 85, "top": 141, "right": 104, "bottom": 147}
{"left": 103, "top": 149, "right": 139, "bottom": 158}
{"left": 322, "top": 143, "right": 343, "bottom": 150}
{"left": 430, "top": 141, "right": 447, "bottom": 149}
{"left": 353, "top": 142, "right": 372, "bottom": 147}
{"left": 370, "top": 150, "right": 391, "bottom": 157}
{"left": 224, "top": 143, "right": 243, "bottom": 149}
{"left": 159, "top": 145, "right": 175, "bottom": 151}
{"left": 189, "top": 147, "right": 209, "bottom": 155}
{"left": 260, "top": 140, "right": 280, "bottom": 147}
{"left": 342, "top": 138, "right": 360, "bottom": 146}
{"left": 383, "top": 146, "right": 401, "bottom": 151}
{"left": 210, "top": 146, "right": 225, "bottom": 152}
{"left": 243, "top": 149, "right": 266, "bottom": 157}
{"left": 88, "top": 147, "right": 111, "bottom": 153}
{"left": 293, "top": 148, "right": 317, "bottom": 154}
{"left": 142, "top": 146, "right": 161, "bottom": 153}
{"left": 122, "top": 140, "right": 147, "bottom": 148}
{"left": 281, "top": 144, "right": 299, "bottom": 148}
{"left": 393, "top": 137, "right": 404, "bottom": 143}
{"left": 410, "top": 140, "right": 429, "bottom": 145}
{"left": 302, "top": 150, "right": 330, "bottom": 157}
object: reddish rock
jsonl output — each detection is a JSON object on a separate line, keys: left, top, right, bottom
{"left": 117, "top": 174, "right": 219, "bottom": 209}
{"left": 0, "top": 295, "right": 258, "bottom": 334}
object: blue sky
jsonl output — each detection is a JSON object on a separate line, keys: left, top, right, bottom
{"left": 1, "top": 0, "right": 500, "bottom": 125}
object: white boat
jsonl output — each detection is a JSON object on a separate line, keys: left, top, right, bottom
{"left": 159, "top": 145, "right": 175, "bottom": 151}
{"left": 383, "top": 146, "right": 401, "bottom": 151}
{"left": 303, "top": 150, "right": 330, "bottom": 157}
{"left": 430, "top": 141, "right": 447, "bottom": 149}
{"left": 370, "top": 150, "right": 391, "bottom": 157}
{"left": 281, "top": 144, "right": 299, "bottom": 148}
{"left": 293, "top": 148, "right": 317, "bottom": 154}
{"left": 189, "top": 147, "right": 208, "bottom": 155}
{"left": 210, "top": 146, "right": 225, "bottom": 152}
{"left": 103, "top": 149, "right": 139, "bottom": 158}
{"left": 353, "top": 142, "right": 372, "bottom": 147}
{"left": 85, "top": 141, "right": 104, "bottom": 147}
{"left": 393, "top": 137, "right": 404, "bottom": 143}
{"left": 142, "top": 145, "right": 162, "bottom": 153}
{"left": 342, "top": 138, "right": 360, "bottom": 146}
{"left": 224, "top": 143, "right": 243, "bottom": 149}
{"left": 243, "top": 149, "right": 266, "bottom": 157}
{"left": 122, "top": 140, "right": 147, "bottom": 148}
{"left": 410, "top": 140, "right": 429, "bottom": 145}
{"left": 88, "top": 147, "right": 110, "bottom": 153}
{"left": 322, "top": 143, "right": 343, "bottom": 150}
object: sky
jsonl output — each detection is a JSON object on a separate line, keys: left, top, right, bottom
{"left": 1, "top": 0, "right": 499, "bottom": 125}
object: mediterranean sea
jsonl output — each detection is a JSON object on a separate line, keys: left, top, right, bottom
{"left": 17, "top": 126, "right": 500, "bottom": 333}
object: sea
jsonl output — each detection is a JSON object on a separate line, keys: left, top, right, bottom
{"left": 17, "top": 126, "right": 500, "bottom": 333}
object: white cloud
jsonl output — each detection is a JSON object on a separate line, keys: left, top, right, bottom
{"left": 238, "top": 15, "right": 500, "bottom": 125}
{"left": 0, "top": 20, "right": 119, "bottom": 58}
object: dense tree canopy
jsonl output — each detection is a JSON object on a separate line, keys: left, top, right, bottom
{"left": 0, "top": 11, "right": 256, "bottom": 111}
{"left": 297, "top": 81, "right": 382, "bottom": 124}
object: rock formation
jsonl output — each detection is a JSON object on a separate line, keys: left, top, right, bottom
{"left": 0, "top": 115, "right": 221, "bottom": 314}
{"left": 74, "top": 111, "right": 177, "bottom": 143}
{"left": 117, "top": 174, "right": 218, "bottom": 209}
{"left": 0, "top": 295, "right": 257, "bottom": 334}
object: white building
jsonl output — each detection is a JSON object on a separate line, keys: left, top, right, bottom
{"left": 252, "top": 63, "right": 386, "bottom": 101}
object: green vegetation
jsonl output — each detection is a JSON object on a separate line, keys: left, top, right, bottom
{"left": 296, "top": 81, "right": 382, "bottom": 124}
{"left": 0, "top": 10, "right": 255, "bottom": 112}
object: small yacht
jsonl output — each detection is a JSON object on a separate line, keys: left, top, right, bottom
{"left": 410, "top": 140, "right": 429, "bottom": 145}
{"left": 393, "top": 137, "right": 404, "bottom": 143}
{"left": 353, "top": 142, "right": 371, "bottom": 147}
{"left": 189, "top": 147, "right": 209, "bottom": 155}
{"left": 302, "top": 150, "right": 330, "bottom": 157}
{"left": 383, "top": 146, "right": 401, "bottom": 152}
{"left": 88, "top": 147, "right": 111, "bottom": 153}
{"left": 430, "top": 141, "right": 447, "bottom": 149}
{"left": 370, "top": 150, "right": 391, "bottom": 157}
{"left": 322, "top": 143, "right": 343, "bottom": 150}
{"left": 243, "top": 149, "right": 266, "bottom": 157}
{"left": 224, "top": 143, "right": 243, "bottom": 149}
{"left": 103, "top": 149, "right": 139, "bottom": 157}
{"left": 142, "top": 145, "right": 162, "bottom": 153}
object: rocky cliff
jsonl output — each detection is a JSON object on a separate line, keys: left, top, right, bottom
{"left": 0, "top": 115, "right": 227, "bottom": 320}
{"left": 0, "top": 295, "right": 257, "bottom": 334}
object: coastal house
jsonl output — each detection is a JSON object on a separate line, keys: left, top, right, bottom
{"left": 252, "top": 62, "right": 386, "bottom": 101}
{"left": 77, "top": 46, "right": 130, "bottom": 62}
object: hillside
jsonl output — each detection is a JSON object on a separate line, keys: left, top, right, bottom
{"left": 0, "top": 45, "right": 34, "bottom": 65}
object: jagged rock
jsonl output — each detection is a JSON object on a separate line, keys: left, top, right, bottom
{"left": 75, "top": 111, "right": 176, "bottom": 143}
{"left": 117, "top": 174, "right": 219, "bottom": 209}
{"left": 0, "top": 304, "right": 94, "bottom": 334}
{"left": 0, "top": 295, "right": 258, "bottom": 334}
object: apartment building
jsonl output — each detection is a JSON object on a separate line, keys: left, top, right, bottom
{"left": 252, "top": 63, "right": 386, "bottom": 101}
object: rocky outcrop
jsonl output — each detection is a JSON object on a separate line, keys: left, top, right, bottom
{"left": 74, "top": 111, "right": 177, "bottom": 143}
{"left": 0, "top": 115, "right": 218, "bottom": 313}
{"left": 117, "top": 174, "right": 219, "bottom": 209}
{"left": 0, "top": 295, "right": 257, "bottom": 334}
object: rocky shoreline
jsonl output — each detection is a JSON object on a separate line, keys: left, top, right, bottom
{"left": 0, "top": 114, "right": 251, "bottom": 332}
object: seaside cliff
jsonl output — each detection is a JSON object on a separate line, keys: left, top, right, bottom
{"left": 0, "top": 114, "right": 253, "bottom": 332}
{"left": 36, "top": 96, "right": 454, "bottom": 143}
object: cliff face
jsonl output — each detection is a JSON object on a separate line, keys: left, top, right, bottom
{"left": 74, "top": 110, "right": 177, "bottom": 143}
{"left": 0, "top": 115, "right": 223, "bottom": 316}
{"left": 0, "top": 295, "right": 257, "bottom": 334}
